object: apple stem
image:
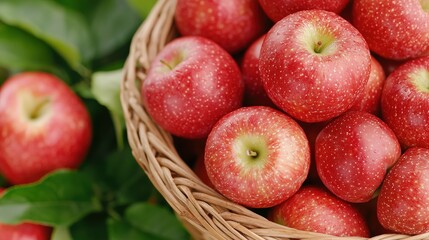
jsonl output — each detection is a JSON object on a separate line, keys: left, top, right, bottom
{"left": 246, "top": 149, "right": 258, "bottom": 158}
{"left": 29, "top": 98, "right": 51, "bottom": 120}
{"left": 314, "top": 41, "right": 323, "bottom": 53}
{"left": 160, "top": 59, "right": 173, "bottom": 71}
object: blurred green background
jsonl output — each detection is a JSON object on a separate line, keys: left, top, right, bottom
{"left": 0, "top": 0, "right": 191, "bottom": 239}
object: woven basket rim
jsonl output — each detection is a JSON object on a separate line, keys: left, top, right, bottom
{"left": 120, "top": 0, "right": 429, "bottom": 239}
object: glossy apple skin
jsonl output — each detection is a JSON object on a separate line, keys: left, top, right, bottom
{"left": 352, "top": 0, "right": 429, "bottom": 60}
{"left": 377, "top": 147, "right": 429, "bottom": 235}
{"left": 259, "top": 10, "right": 371, "bottom": 123}
{"left": 0, "top": 223, "right": 52, "bottom": 240}
{"left": 0, "top": 188, "right": 52, "bottom": 240}
{"left": 175, "top": 0, "right": 270, "bottom": 54}
{"left": 270, "top": 185, "right": 370, "bottom": 237}
{"left": 0, "top": 72, "right": 92, "bottom": 185}
{"left": 315, "top": 111, "right": 401, "bottom": 203}
{"left": 240, "top": 35, "right": 275, "bottom": 107}
{"left": 349, "top": 56, "right": 386, "bottom": 115}
{"left": 381, "top": 56, "right": 429, "bottom": 149}
{"left": 205, "top": 106, "right": 310, "bottom": 208}
{"left": 258, "top": 0, "right": 350, "bottom": 22}
{"left": 142, "top": 36, "right": 244, "bottom": 139}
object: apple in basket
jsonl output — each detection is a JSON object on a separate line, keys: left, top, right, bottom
{"left": 349, "top": 56, "right": 386, "bottom": 116}
{"left": 315, "top": 111, "right": 401, "bottom": 203}
{"left": 269, "top": 185, "right": 370, "bottom": 237}
{"left": 204, "top": 106, "right": 310, "bottom": 209}
{"left": 0, "top": 72, "right": 92, "bottom": 185}
{"left": 352, "top": 0, "right": 429, "bottom": 60}
{"left": 0, "top": 188, "right": 52, "bottom": 240}
{"left": 381, "top": 56, "right": 429, "bottom": 149}
{"left": 377, "top": 147, "right": 429, "bottom": 234}
{"left": 240, "top": 34, "right": 275, "bottom": 107}
{"left": 259, "top": 9, "right": 371, "bottom": 123}
{"left": 258, "top": 0, "right": 350, "bottom": 22}
{"left": 142, "top": 36, "right": 244, "bottom": 139}
{"left": 174, "top": 0, "right": 270, "bottom": 54}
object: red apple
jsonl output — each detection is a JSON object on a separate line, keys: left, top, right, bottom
{"left": 381, "top": 56, "right": 429, "bottom": 149}
{"left": 377, "top": 147, "right": 429, "bottom": 235}
{"left": 0, "top": 72, "right": 92, "bottom": 184}
{"left": 142, "top": 36, "right": 244, "bottom": 139}
{"left": 315, "top": 111, "right": 401, "bottom": 203}
{"left": 349, "top": 56, "right": 386, "bottom": 115}
{"left": 0, "top": 223, "right": 52, "bottom": 240}
{"left": 352, "top": 0, "right": 429, "bottom": 60}
{"left": 0, "top": 188, "right": 52, "bottom": 240}
{"left": 259, "top": 10, "right": 371, "bottom": 123}
{"left": 269, "top": 185, "right": 370, "bottom": 237}
{"left": 174, "top": 0, "right": 270, "bottom": 54}
{"left": 240, "top": 34, "right": 275, "bottom": 107}
{"left": 258, "top": 0, "right": 350, "bottom": 22}
{"left": 205, "top": 106, "right": 310, "bottom": 208}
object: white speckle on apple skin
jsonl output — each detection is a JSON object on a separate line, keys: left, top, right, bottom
{"left": 349, "top": 56, "right": 386, "bottom": 115}
{"left": 381, "top": 56, "right": 429, "bottom": 149}
{"left": 175, "top": 0, "right": 269, "bottom": 54}
{"left": 270, "top": 185, "right": 370, "bottom": 237}
{"left": 258, "top": 0, "right": 350, "bottom": 22}
{"left": 377, "top": 147, "right": 429, "bottom": 234}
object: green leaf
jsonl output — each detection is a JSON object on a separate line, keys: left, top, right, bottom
{"left": 81, "top": 146, "right": 154, "bottom": 206}
{"left": 0, "top": 24, "right": 54, "bottom": 70}
{"left": 125, "top": 203, "right": 190, "bottom": 240}
{"left": 90, "top": 0, "right": 141, "bottom": 59}
{"left": 91, "top": 69, "right": 124, "bottom": 149}
{"left": 104, "top": 147, "right": 153, "bottom": 205}
{"left": 108, "top": 218, "right": 163, "bottom": 240}
{"left": 0, "top": 0, "right": 94, "bottom": 72}
{"left": 70, "top": 213, "right": 108, "bottom": 240}
{"left": 0, "top": 170, "right": 102, "bottom": 227}
{"left": 53, "top": 0, "right": 101, "bottom": 19}
{"left": 127, "top": 0, "right": 157, "bottom": 19}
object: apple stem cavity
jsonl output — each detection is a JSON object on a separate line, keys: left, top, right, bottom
{"left": 159, "top": 52, "right": 185, "bottom": 72}
{"left": 21, "top": 92, "right": 52, "bottom": 121}
{"left": 160, "top": 59, "right": 174, "bottom": 71}
{"left": 301, "top": 25, "right": 336, "bottom": 56}
{"left": 28, "top": 98, "right": 51, "bottom": 120}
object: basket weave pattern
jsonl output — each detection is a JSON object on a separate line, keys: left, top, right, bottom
{"left": 120, "top": 0, "right": 429, "bottom": 239}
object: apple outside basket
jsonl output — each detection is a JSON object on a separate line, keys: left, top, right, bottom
{"left": 120, "top": 0, "right": 429, "bottom": 239}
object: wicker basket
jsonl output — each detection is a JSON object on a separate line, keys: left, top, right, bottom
{"left": 120, "top": 0, "right": 429, "bottom": 239}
